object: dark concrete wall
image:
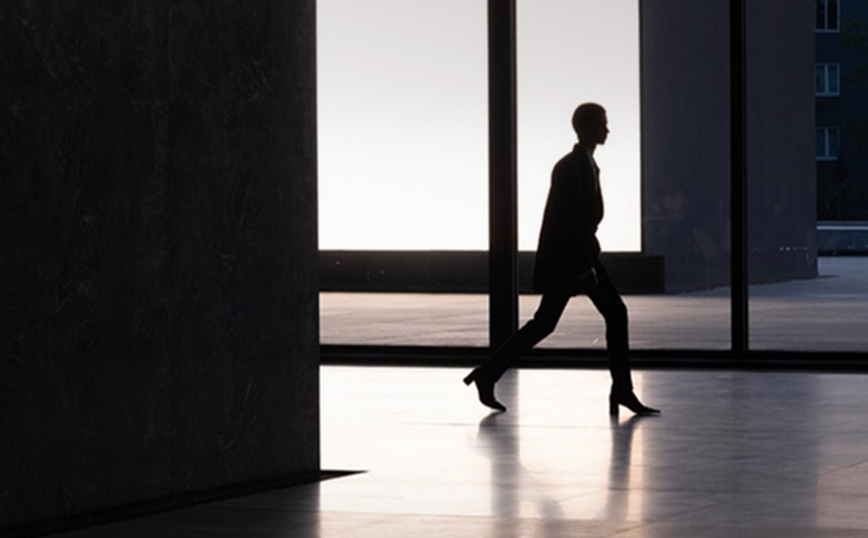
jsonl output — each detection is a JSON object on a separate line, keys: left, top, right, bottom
{"left": 0, "top": 1, "right": 319, "bottom": 531}
{"left": 641, "top": 0, "right": 732, "bottom": 292}
{"left": 746, "top": 0, "right": 817, "bottom": 282}
{"left": 641, "top": 0, "right": 816, "bottom": 291}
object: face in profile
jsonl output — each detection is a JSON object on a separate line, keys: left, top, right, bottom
{"left": 591, "top": 113, "right": 609, "bottom": 146}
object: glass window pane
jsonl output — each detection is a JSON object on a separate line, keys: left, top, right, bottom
{"left": 520, "top": 0, "right": 730, "bottom": 352}
{"left": 748, "top": 3, "right": 867, "bottom": 352}
{"left": 829, "top": 0, "right": 839, "bottom": 30}
{"left": 817, "top": 1, "right": 826, "bottom": 30}
{"left": 829, "top": 65, "right": 839, "bottom": 94}
{"left": 318, "top": 0, "right": 487, "bottom": 251}
{"left": 517, "top": 2, "right": 641, "bottom": 253}
{"left": 815, "top": 65, "right": 825, "bottom": 94}
{"left": 318, "top": 0, "right": 489, "bottom": 347}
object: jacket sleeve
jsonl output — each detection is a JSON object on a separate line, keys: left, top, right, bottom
{"left": 564, "top": 158, "right": 601, "bottom": 271}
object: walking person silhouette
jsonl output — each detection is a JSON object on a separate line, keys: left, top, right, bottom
{"left": 464, "top": 103, "right": 660, "bottom": 416}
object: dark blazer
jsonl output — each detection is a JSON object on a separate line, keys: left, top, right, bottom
{"left": 532, "top": 144, "right": 604, "bottom": 294}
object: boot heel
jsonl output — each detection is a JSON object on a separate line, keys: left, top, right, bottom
{"left": 462, "top": 368, "right": 506, "bottom": 412}
{"left": 609, "top": 390, "right": 661, "bottom": 416}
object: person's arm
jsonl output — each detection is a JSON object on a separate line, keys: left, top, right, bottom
{"left": 568, "top": 157, "right": 600, "bottom": 274}
{"left": 577, "top": 266, "right": 598, "bottom": 292}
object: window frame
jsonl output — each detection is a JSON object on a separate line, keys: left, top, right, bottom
{"left": 817, "top": 126, "right": 841, "bottom": 161}
{"left": 816, "top": 63, "right": 841, "bottom": 96}
{"left": 816, "top": 0, "right": 841, "bottom": 33}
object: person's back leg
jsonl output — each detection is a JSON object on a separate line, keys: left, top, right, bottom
{"left": 586, "top": 265, "right": 630, "bottom": 389}
{"left": 464, "top": 292, "right": 570, "bottom": 411}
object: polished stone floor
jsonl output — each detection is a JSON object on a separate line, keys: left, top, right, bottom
{"left": 321, "top": 257, "right": 868, "bottom": 351}
{"left": 54, "top": 365, "right": 868, "bottom": 537}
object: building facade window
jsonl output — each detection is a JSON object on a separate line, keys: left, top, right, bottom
{"left": 817, "top": 127, "right": 840, "bottom": 160}
{"left": 816, "top": 63, "right": 841, "bottom": 96}
{"left": 816, "top": 0, "right": 840, "bottom": 32}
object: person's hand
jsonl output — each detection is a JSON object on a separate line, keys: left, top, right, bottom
{"left": 579, "top": 267, "right": 598, "bottom": 293}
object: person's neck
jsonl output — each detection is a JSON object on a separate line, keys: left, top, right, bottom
{"left": 578, "top": 141, "right": 597, "bottom": 157}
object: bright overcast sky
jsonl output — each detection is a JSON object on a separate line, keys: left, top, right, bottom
{"left": 317, "top": 0, "right": 640, "bottom": 251}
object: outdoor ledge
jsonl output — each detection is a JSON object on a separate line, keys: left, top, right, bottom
{"left": 818, "top": 221, "right": 868, "bottom": 254}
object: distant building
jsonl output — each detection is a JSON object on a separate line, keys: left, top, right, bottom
{"left": 816, "top": 0, "right": 868, "bottom": 220}
{"left": 642, "top": 1, "right": 816, "bottom": 290}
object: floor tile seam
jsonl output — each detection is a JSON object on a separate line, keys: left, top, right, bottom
{"left": 197, "top": 495, "right": 451, "bottom": 516}
{"left": 823, "top": 463, "right": 868, "bottom": 477}
{"left": 642, "top": 487, "right": 868, "bottom": 505}
{"left": 330, "top": 420, "right": 628, "bottom": 431}
{"left": 638, "top": 425, "right": 848, "bottom": 435}
{"left": 194, "top": 503, "right": 322, "bottom": 515}
{"left": 406, "top": 421, "right": 624, "bottom": 430}
{"left": 596, "top": 520, "right": 658, "bottom": 537}
{"left": 305, "top": 509, "right": 656, "bottom": 529}
{"left": 312, "top": 510, "right": 660, "bottom": 532}
{"left": 315, "top": 477, "right": 850, "bottom": 498}
{"left": 322, "top": 478, "right": 614, "bottom": 491}
{"left": 608, "top": 520, "right": 868, "bottom": 535}
{"left": 407, "top": 422, "right": 850, "bottom": 435}
{"left": 547, "top": 486, "right": 637, "bottom": 504}
{"left": 645, "top": 496, "right": 753, "bottom": 525}
{"left": 638, "top": 497, "right": 734, "bottom": 522}
{"left": 551, "top": 486, "right": 849, "bottom": 497}
{"left": 328, "top": 422, "right": 852, "bottom": 439}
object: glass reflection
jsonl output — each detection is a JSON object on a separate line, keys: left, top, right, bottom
{"left": 752, "top": 0, "right": 868, "bottom": 352}
{"left": 605, "top": 415, "right": 645, "bottom": 522}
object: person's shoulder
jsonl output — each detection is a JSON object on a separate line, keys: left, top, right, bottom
{"left": 553, "top": 146, "right": 589, "bottom": 175}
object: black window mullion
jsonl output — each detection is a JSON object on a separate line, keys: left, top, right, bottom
{"left": 730, "top": 0, "right": 749, "bottom": 354}
{"left": 487, "top": 0, "right": 519, "bottom": 349}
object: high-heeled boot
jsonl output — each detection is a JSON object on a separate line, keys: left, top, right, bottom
{"left": 463, "top": 367, "right": 506, "bottom": 412}
{"left": 609, "top": 387, "right": 660, "bottom": 417}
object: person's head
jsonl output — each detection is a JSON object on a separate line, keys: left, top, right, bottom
{"left": 571, "top": 103, "right": 608, "bottom": 147}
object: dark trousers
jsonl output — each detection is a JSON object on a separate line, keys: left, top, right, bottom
{"left": 483, "top": 261, "right": 632, "bottom": 390}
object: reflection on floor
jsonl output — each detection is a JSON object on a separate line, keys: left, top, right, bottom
{"left": 54, "top": 366, "right": 868, "bottom": 537}
{"left": 320, "top": 257, "right": 868, "bottom": 351}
